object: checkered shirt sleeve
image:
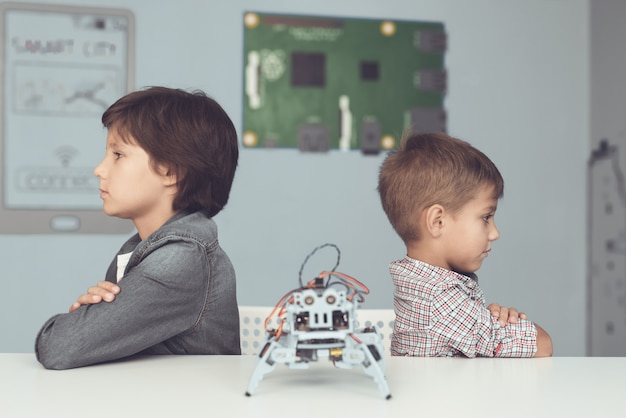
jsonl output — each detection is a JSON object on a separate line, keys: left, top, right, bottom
{"left": 390, "top": 257, "right": 537, "bottom": 358}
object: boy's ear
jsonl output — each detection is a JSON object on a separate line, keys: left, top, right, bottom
{"left": 163, "top": 172, "right": 177, "bottom": 187}
{"left": 424, "top": 204, "right": 445, "bottom": 238}
{"left": 157, "top": 165, "right": 178, "bottom": 187}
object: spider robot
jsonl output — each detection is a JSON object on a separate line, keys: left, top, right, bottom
{"left": 244, "top": 244, "right": 392, "bottom": 399}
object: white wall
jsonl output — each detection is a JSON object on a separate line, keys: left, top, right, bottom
{"left": 0, "top": 0, "right": 589, "bottom": 355}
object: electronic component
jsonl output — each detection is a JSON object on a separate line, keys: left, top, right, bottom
{"left": 244, "top": 244, "right": 392, "bottom": 399}
{"left": 243, "top": 12, "right": 447, "bottom": 153}
{"left": 298, "top": 123, "right": 330, "bottom": 152}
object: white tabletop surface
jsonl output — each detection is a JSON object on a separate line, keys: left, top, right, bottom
{"left": 1, "top": 353, "right": 623, "bottom": 418}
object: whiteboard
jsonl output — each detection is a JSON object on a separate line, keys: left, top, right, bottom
{"left": 0, "top": 2, "right": 134, "bottom": 233}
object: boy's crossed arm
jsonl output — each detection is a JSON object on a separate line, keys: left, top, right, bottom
{"left": 487, "top": 302, "right": 553, "bottom": 357}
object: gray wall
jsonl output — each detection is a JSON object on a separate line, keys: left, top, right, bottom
{"left": 1, "top": 0, "right": 589, "bottom": 355}
{"left": 589, "top": 0, "right": 626, "bottom": 355}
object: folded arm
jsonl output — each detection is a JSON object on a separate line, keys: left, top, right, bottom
{"left": 36, "top": 241, "right": 209, "bottom": 370}
{"left": 431, "top": 289, "right": 543, "bottom": 358}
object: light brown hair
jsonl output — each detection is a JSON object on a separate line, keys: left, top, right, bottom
{"left": 378, "top": 131, "right": 504, "bottom": 243}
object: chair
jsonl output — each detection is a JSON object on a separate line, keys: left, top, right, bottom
{"left": 353, "top": 308, "right": 395, "bottom": 354}
{"left": 239, "top": 306, "right": 395, "bottom": 356}
{"left": 239, "top": 306, "right": 274, "bottom": 356}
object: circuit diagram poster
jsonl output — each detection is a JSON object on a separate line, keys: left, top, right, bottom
{"left": 0, "top": 3, "right": 134, "bottom": 233}
{"left": 242, "top": 12, "right": 447, "bottom": 154}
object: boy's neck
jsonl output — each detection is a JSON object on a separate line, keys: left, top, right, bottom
{"left": 134, "top": 207, "right": 178, "bottom": 240}
{"left": 406, "top": 243, "right": 444, "bottom": 270}
{"left": 405, "top": 253, "right": 479, "bottom": 281}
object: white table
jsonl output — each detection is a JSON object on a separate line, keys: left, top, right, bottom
{"left": 1, "top": 353, "right": 623, "bottom": 417}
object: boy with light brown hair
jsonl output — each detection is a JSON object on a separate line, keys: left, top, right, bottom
{"left": 378, "top": 132, "right": 552, "bottom": 357}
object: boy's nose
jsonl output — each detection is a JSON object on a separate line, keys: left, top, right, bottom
{"left": 94, "top": 161, "right": 105, "bottom": 178}
{"left": 490, "top": 224, "right": 500, "bottom": 241}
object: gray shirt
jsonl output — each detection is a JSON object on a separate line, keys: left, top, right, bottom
{"left": 35, "top": 210, "right": 241, "bottom": 370}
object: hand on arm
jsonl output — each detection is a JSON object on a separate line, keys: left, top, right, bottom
{"left": 487, "top": 303, "right": 527, "bottom": 327}
{"left": 488, "top": 303, "right": 553, "bottom": 357}
{"left": 69, "top": 281, "right": 120, "bottom": 313}
{"left": 37, "top": 240, "right": 208, "bottom": 370}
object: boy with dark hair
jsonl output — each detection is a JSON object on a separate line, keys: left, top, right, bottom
{"left": 378, "top": 131, "right": 552, "bottom": 357}
{"left": 36, "top": 87, "right": 241, "bottom": 369}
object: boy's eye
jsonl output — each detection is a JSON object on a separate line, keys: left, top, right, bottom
{"left": 483, "top": 214, "right": 493, "bottom": 222}
{"left": 113, "top": 152, "right": 123, "bottom": 159}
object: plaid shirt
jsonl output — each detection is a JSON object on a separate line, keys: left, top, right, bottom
{"left": 390, "top": 257, "right": 537, "bottom": 358}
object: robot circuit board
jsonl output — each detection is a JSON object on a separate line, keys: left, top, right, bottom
{"left": 242, "top": 12, "right": 447, "bottom": 154}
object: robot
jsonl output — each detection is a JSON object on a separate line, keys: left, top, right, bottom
{"left": 244, "top": 245, "right": 392, "bottom": 399}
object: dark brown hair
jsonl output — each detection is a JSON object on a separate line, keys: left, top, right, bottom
{"left": 102, "top": 86, "right": 239, "bottom": 217}
{"left": 378, "top": 131, "right": 504, "bottom": 243}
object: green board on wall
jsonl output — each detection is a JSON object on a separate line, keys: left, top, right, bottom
{"left": 242, "top": 12, "right": 447, "bottom": 154}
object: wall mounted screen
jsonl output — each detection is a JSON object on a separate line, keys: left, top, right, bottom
{"left": 0, "top": 2, "right": 134, "bottom": 233}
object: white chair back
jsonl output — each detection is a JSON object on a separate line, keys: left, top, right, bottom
{"left": 239, "top": 306, "right": 274, "bottom": 356}
{"left": 353, "top": 308, "right": 396, "bottom": 354}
